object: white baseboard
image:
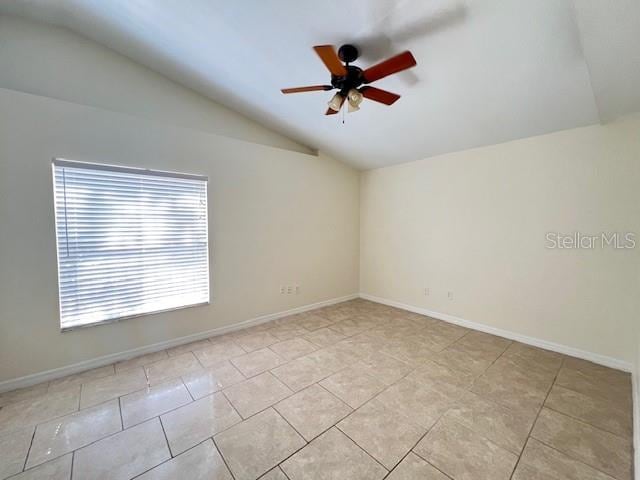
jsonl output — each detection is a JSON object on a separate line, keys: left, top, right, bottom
{"left": 359, "top": 293, "right": 633, "bottom": 373}
{"left": 0, "top": 294, "right": 358, "bottom": 393}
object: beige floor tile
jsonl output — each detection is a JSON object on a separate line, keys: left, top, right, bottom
{"left": 0, "top": 387, "right": 80, "bottom": 434}
{"left": 144, "top": 352, "right": 203, "bottom": 385}
{"left": 0, "top": 426, "right": 34, "bottom": 479}
{"left": 489, "top": 355, "right": 558, "bottom": 390}
{"left": 73, "top": 418, "right": 170, "bottom": 480}
{"left": 47, "top": 365, "right": 115, "bottom": 393}
{"left": 319, "top": 306, "right": 355, "bottom": 322}
{"left": 274, "top": 384, "right": 352, "bottom": 441}
{"left": 268, "top": 325, "right": 307, "bottom": 341}
{"left": 334, "top": 334, "right": 387, "bottom": 361}
{"left": 26, "top": 399, "right": 121, "bottom": 468}
{"left": 161, "top": 392, "right": 241, "bottom": 455}
{"left": 455, "top": 331, "right": 511, "bottom": 352}
{"left": 556, "top": 367, "right": 632, "bottom": 409}
{"left": 166, "top": 339, "right": 212, "bottom": 357}
{"left": 271, "top": 355, "right": 337, "bottom": 392}
{"left": 80, "top": 367, "right": 148, "bottom": 408}
{"left": 328, "top": 318, "right": 369, "bottom": 336}
{"left": 183, "top": 361, "right": 246, "bottom": 399}
{"left": 304, "top": 327, "right": 346, "bottom": 347}
{"left": 445, "top": 391, "right": 535, "bottom": 454}
{"left": 411, "top": 323, "right": 468, "bottom": 352}
{"left": 545, "top": 385, "right": 632, "bottom": 438}
{"left": 375, "top": 378, "right": 460, "bottom": 429}
{"left": 137, "top": 439, "right": 233, "bottom": 480}
{"left": 11, "top": 454, "right": 72, "bottom": 480}
{"left": 432, "top": 344, "right": 502, "bottom": 377}
{"left": 296, "top": 314, "right": 333, "bottom": 332}
{"left": 513, "top": 438, "right": 617, "bottom": 480}
{"left": 380, "top": 339, "right": 435, "bottom": 366}
{"left": 307, "top": 346, "right": 357, "bottom": 370}
{"left": 406, "top": 359, "right": 476, "bottom": 395}
{"left": 269, "top": 338, "right": 317, "bottom": 361}
{"left": 319, "top": 367, "right": 386, "bottom": 408}
{"left": 350, "top": 354, "right": 413, "bottom": 386}
{"left": 470, "top": 368, "right": 548, "bottom": 415}
{"left": 0, "top": 383, "right": 48, "bottom": 408}
{"left": 563, "top": 358, "right": 631, "bottom": 387}
{"left": 281, "top": 427, "right": 387, "bottom": 480}
{"left": 259, "top": 467, "right": 289, "bottom": 480}
{"left": 502, "top": 342, "right": 564, "bottom": 375}
{"left": 531, "top": 408, "right": 632, "bottom": 480}
{"left": 338, "top": 399, "right": 425, "bottom": 470}
{"left": 414, "top": 417, "right": 518, "bottom": 480}
{"left": 235, "top": 332, "right": 279, "bottom": 352}
{"left": 387, "top": 452, "right": 450, "bottom": 480}
{"left": 115, "top": 350, "right": 169, "bottom": 373}
{"left": 231, "top": 348, "right": 287, "bottom": 377}
{"left": 223, "top": 372, "right": 292, "bottom": 418}
{"left": 120, "top": 378, "right": 192, "bottom": 428}
{"left": 193, "top": 341, "right": 247, "bottom": 368}
{"left": 215, "top": 408, "right": 305, "bottom": 480}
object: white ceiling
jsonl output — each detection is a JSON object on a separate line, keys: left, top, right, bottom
{"left": 1, "top": 0, "right": 639, "bottom": 169}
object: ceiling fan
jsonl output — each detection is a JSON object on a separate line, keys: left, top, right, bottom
{"left": 281, "top": 44, "right": 417, "bottom": 115}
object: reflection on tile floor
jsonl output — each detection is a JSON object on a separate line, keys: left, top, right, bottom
{"left": 0, "top": 299, "right": 633, "bottom": 480}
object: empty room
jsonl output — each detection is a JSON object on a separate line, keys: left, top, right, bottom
{"left": 0, "top": 1, "right": 638, "bottom": 479}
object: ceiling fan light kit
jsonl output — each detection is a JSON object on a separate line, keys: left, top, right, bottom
{"left": 281, "top": 44, "right": 416, "bottom": 116}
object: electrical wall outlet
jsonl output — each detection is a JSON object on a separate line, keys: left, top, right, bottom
{"left": 448, "top": 291, "right": 454, "bottom": 300}
{"left": 424, "top": 287, "right": 429, "bottom": 296}
{"left": 280, "top": 285, "right": 299, "bottom": 295}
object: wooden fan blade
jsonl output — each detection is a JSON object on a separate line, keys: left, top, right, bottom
{"left": 313, "top": 45, "right": 347, "bottom": 76}
{"left": 363, "top": 51, "right": 417, "bottom": 83}
{"left": 281, "top": 85, "right": 333, "bottom": 94}
{"left": 360, "top": 86, "right": 401, "bottom": 105}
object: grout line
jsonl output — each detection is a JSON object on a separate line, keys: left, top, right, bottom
{"left": 530, "top": 435, "right": 624, "bottom": 480}
{"left": 117, "top": 397, "right": 124, "bottom": 430}
{"left": 508, "top": 356, "right": 565, "bottom": 479}
{"left": 157, "top": 415, "right": 173, "bottom": 457}
{"left": 542, "top": 404, "right": 631, "bottom": 440}
{"left": 211, "top": 437, "right": 238, "bottom": 480}
{"left": 180, "top": 376, "right": 196, "bottom": 402}
{"left": 21, "top": 425, "right": 37, "bottom": 472}
{"left": 336, "top": 425, "right": 391, "bottom": 472}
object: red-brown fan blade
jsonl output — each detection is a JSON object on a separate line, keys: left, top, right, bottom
{"left": 360, "top": 86, "right": 401, "bottom": 105}
{"left": 363, "top": 51, "right": 417, "bottom": 83}
{"left": 281, "top": 85, "right": 333, "bottom": 94}
{"left": 325, "top": 95, "right": 345, "bottom": 115}
{"left": 313, "top": 45, "right": 347, "bottom": 76}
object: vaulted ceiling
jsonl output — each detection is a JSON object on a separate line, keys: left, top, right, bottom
{"left": 1, "top": 0, "right": 639, "bottom": 169}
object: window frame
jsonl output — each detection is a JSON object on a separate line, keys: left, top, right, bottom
{"left": 52, "top": 158, "right": 211, "bottom": 331}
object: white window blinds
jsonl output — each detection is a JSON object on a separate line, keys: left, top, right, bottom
{"left": 53, "top": 159, "right": 209, "bottom": 330}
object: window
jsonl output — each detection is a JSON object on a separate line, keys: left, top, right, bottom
{"left": 53, "top": 159, "right": 209, "bottom": 330}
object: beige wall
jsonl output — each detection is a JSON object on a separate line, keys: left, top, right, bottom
{"left": 360, "top": 116, "right": 640, "bottom": 365}
{"left": 0, "top": 15, "right": 311, "bottom": 155}
{"left": 0, "top": 88, "right": 359, "bottom": 382}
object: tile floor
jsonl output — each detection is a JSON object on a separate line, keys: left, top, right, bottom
{"left": 0, "top": 299, "right": 634, "bottom": 480}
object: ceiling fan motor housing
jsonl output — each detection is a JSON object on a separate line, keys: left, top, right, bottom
{"left": 338, "top": 44, "right": 359, "bottom": 63}
{"left": 331, "top": 65, "right": 364, "bottom": 94}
